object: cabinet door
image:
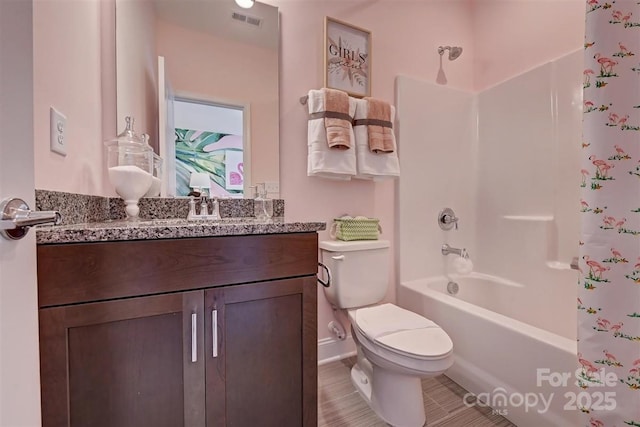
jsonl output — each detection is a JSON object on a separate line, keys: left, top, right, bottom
{"left": 205, "top": 277, "right": 317, "bottom": 427}
{"left": 39, "top": 291, "right": 206, "bottom": 427}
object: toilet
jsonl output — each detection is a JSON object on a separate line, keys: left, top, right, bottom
{"left": 319, "top": 240, "right": 453, "bottom": 427}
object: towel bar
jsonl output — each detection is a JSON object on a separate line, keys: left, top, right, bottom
{"left": 299, "top": 95, "right": 308, "bottom": 105}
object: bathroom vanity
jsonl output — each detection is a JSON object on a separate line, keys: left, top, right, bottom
{"left": 36, "top": 219, "right": 323, "bottom": 427}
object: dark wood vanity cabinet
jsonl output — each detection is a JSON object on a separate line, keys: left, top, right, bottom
{"left": 37, "top": 233, "right": 318, "bottom": 427}
{"left": 39, "top": 290, "right": 204, "bottom": 427}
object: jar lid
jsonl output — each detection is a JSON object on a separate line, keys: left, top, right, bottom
{"left": 116, "top": 116, "right": 142, "bottom": 143}
{"left": 105, "top": 116, "right": 146, "bottom": 147}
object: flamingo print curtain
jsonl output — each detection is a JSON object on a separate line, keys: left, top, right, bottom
{"left": 579, "top": 1, "right": 640, "bottom": 425}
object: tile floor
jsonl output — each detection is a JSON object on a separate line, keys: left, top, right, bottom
{"left": 318, "top": 357, "right": 516, "bottom": 427}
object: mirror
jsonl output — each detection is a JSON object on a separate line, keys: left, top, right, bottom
{"left": 116, "top": 0, "right": 279, "bottom": 198}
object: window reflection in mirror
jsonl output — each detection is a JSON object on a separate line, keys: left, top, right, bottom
{"left": 172, "top": 98, "right": 247, "bottom": 198}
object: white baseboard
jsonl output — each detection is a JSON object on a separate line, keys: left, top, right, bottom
{"left": 317, "top": 335, "right": 357, "bottom": 365}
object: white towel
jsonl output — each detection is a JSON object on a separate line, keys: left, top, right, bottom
{"left": 353, "top": 98, "right": 400, "bottom": 180}
{"left": 307, "top": 89, "right": 357, "bottom": 180}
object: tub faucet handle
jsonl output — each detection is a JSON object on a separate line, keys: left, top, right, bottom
{"left": 438, "top": 207, "right": 459, "bottom": 231}
{"left": 444, "top": 214, "right": 459, "bottom": 229}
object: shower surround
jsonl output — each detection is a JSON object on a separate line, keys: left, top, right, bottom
{"left": 395, "top": 50, "right": 582, "bottom": 426}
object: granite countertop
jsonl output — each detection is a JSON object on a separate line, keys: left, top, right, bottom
{"left": 36, "top": 218, "right": 326, "bottom": 245}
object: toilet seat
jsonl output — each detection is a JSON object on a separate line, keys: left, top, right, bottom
{"left": 350, "top": 303, "right": 453, "bottom": 360}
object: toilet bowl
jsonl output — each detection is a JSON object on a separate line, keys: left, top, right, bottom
{"left": 348, "top": 304, "right": 453, "bottom": 427}
{"left": 319, "top": 240, "right": 454, "bottom": 427}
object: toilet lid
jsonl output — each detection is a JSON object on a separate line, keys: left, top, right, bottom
{"left": 353, "top": 303, "right": 453, "bottom": 359}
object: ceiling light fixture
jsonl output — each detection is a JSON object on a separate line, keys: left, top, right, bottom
{"left": 235, "top": 0, "right": 254, "bottom": 9}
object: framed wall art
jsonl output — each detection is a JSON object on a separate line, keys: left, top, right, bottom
{"left": 324, "top": 17, "right": 371, "bottom": 97}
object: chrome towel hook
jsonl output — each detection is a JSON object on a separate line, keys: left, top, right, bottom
{"left": 318, "top": 262, "right": 331, "bottom": 288}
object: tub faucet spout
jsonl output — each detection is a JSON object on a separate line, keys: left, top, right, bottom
{"left": 441, "top": 244, "right": 468, "bottom": 258}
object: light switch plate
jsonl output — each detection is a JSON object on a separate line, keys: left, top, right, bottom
{"left": 50, "top": 107, "right": 67, "bottom": 156}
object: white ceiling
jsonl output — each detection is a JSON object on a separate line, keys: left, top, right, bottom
{"left": 153, "top": 0, "right": 279, "bottom": 50}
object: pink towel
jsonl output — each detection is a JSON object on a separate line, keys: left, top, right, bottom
{"left": 323, "top": 89, "right": 352, "bottom": 149}
{"left": 364, "top": 98, "right": 394, "bottom": 153}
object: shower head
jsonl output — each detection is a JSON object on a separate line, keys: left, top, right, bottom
{"left": 449, "top": 46, "right": 463, "bottom": 60}
{"left": 438, "top": 46, "right": 463, "bottom": 61}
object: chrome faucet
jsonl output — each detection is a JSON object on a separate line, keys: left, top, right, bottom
{"left": 441, "top": 244, "right": 468, "bottom": 258}
{"left": 187, "top": 190, "right": 220, "bottom": 221}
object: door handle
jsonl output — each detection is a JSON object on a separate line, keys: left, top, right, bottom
{"left": 0, "top": 198, "right": 61, "bottom": 240}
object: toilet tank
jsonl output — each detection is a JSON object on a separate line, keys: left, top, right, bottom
{"left": 319, "top": 240, "right": 390, "bottom": 309}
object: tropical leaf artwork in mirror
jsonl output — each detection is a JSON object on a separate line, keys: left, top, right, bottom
{"left": 174, "top": 128, "right": 243, "bottom": 197}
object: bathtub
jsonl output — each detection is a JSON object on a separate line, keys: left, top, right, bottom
{"left": 398, "top": 273, "right": 580, "bottom": 427}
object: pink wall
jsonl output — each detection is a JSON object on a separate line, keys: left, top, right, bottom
{"left": 155, "top": 18, "right": 279, "bottom": 187}
{"left": 472, "top": 0, "right": 585, "bottom": 90}
{"left": 33, "top": 0, "right": 108, "bottom": 195}
{"left": 115, "top": 0, "right": 158, "bottom": 153}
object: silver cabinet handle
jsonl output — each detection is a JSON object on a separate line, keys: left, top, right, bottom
{"left": 191, "top": 313, "right": 197, "bottom": 363}
{"left": 212, "top": 309, "right": 218, "bottom": 358}
{"left": 1, "top": 198, "right": 61, "bottom": 240}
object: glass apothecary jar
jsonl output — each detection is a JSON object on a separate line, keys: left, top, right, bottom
{"left": 104, "top": 117, "right": 151, "bottom": 218}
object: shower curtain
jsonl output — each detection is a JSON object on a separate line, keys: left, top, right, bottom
{"left": 579, "top": 1, "right": 640, "bottom": 425}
